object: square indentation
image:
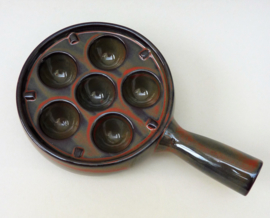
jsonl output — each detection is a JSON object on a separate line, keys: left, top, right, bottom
{"left": 139, "top": 49, "right": 150, "bottom": 60}
{"left": 24, "top": 91, "right": 36, "bottom": 101}
{"left": 68, "top": 33, "right": 79, "bottom": 44}
{"left": 73, "top": 147, "right": 84, "bottom": 158}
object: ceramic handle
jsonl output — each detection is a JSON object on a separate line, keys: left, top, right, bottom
{"left": 158, "top": 119, "right": 263, "bottom": 195}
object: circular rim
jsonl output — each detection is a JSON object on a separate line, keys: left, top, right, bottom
{"left": 39, "top": 101, "right": 80, "bottom": 140}
{"left": 16, "top": 22, "right": 174, "bottom": 167}
{"left": 37, "top": 99, "right": 81, "bottom": 140}
{"left": 38, "top": 51, "right": 78, "bottom": 89}
{"left": 75, "top": 73, "right": 116, "bottom": 111}
{"left": 92, "top": 113, "right": 134, "bottom": 153}
{"left": 121, "top": 70, "right": 162, "bottom": 108}
{"left": 87, "top": 34, "right": 127, "bottom": 71}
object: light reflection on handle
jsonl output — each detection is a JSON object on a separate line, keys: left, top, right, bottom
{"left": 158, "top": 119, "right": 263, "bottom": 196}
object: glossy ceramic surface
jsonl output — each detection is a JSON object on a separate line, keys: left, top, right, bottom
{"left": 88, "top": 36, "right": 126, "bottom": 70}
{"left": 158, "top": 119, "right": 262, "bottom": 196}
{"left": 122, "top": 71, "right": 161, "bottom": 108}
{"left": 93, "top": 114, "right": 133, "bottom": 153}
{"left": 17, "top": 22, "right": 263, "bottom": 196}
{"left": 39, "top": 102, "right": 80, "bottom": 140}
{"left": 76, "top": 74, "right": 115, "bottom": 111}
{"left": 39, "top": 53, "right": 77, "bottom": 88}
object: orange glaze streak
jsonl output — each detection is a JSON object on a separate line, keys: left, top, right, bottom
{"left": 154, "top": 115, "right": 173, "bottom": 151}
{"left": 46, "top": 152, "right": 129, "bottom": 173}
{"left": 149, "top": 53, "right": 169, "bottom": 126}
{"left": 83, "top": 33, "right": 100, "bottom": 68}
{"left": 73, "top": 132, "right": 88, "bottom": 146}
{"left": 117, "top": 66, "right": 158, "bottom": 122}
{"left": 79, "top": 30, "right": 147, "bottom": 69}
{"left": 153, "top": 104, "right": 160, "bottom": 115}
{"left": 174, "top": 125, "right": 260, "bottom": 172}
{"left": 79, "top": 48, "right": 170, "bottom": 161}
{"left": 70, "top": 70, "right": 117, "bottom": 120}
{"left": 32, "top": 96, "right": 90, "bottom": 158}
{"left": 243, "top": 158, "right": 260, "bottom": 169}
{"left": 119, "top": 66, "right": 162, "bottom": 120}
{"left": 69, "top": 66, "right": 156, "bottom": 161}
{"left": 122, "top": 66, "right": 153, "bottom": 76}
{"left": 25, "top": 30, "right": 171, "bottom": 164}
{"left": 84, "top": 106, "right": 156, "bottom": 162}
{"left": 26, "top": 97, "right": 154, "bottom": 163}
{"left": 175, "top": 126, "right": 225, "bottom": 160}
{"left": 25, "top": 38, "right": 67, "bottom": 89}
{"left": 36, "top": 96, "right": 79, "bottom": 114}
{"left": 25, "top": 97, "right": 76, "bottom": 158}
{"left": 78, "top": 30, "right": 146, "bottom": 48}
{"left": 23, "top": 90, "right": 37, "bottom": 101}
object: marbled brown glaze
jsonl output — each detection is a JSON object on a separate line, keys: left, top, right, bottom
{"left": 22, "top": 30, "right": 170, "bottom": 161}
{"left": 158, "top": 119, "right": 263, "bottom": 195}
{"left": 17, "top": 22, "right": 263, "bottom": 195}
{"left": 17, "top": 22, "right": 173, "bottom": 169}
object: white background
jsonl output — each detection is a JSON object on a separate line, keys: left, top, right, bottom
{"left": 1, "top": 1, "right": 269, "bottom": 217}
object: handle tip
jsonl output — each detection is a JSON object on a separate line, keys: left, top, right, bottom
{"left": 243, "top": 160, "right": 263, "bottom": 196}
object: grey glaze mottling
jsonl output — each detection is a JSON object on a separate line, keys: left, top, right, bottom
{"left": 158, "top": 119, "right": 263, "bottom": 195}
{"left": 17, "top": 22, "right": 263, "bottom": 196}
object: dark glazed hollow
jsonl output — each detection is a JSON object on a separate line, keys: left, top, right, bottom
{"left": 39, "top": 53, "right": 77, "bottom": 88}
{"left": 39, "top": 102, "right": 80, "bottom": 140}
{"left": 122, "top": 71, "right": 161, "bottom": 107}
{"left": 76, "top": 75, "right": 115, "bottom": 111}
{"left": 17, "top": 22, "right": 173, "bottom": 168}
{"left": 93, "top": 114, "right": 133, "bottom": 153}
{"left": 88, "top": 36, "right": 126, "bottom": 70}
{"left": 16, "top": 22, "right": 263, "bottom": 195}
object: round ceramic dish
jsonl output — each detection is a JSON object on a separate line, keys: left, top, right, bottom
{"left": 16, "top": 22, "right": 262, "bottom": 196}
